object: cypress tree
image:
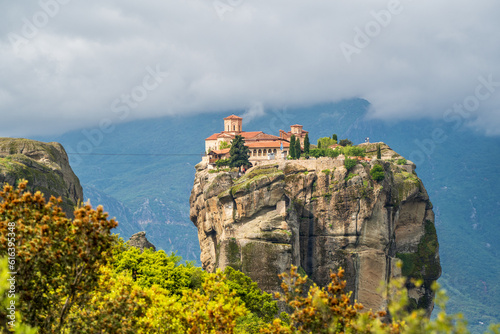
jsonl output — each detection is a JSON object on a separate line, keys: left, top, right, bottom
{"left": 289, "top": 135, "right": 296, "bottom": 159}
{"left": 229, "top": 135, "right": 250, "bottom": 168}
{"left": 304, "top": 134, "right": 310, "bottom": 154}
{"left": 377, "top": 144, "right": 381, "bottom": 159}
{"left": 332, "top": 134, "right": 338, "bottom": 142}
{"left": 295, "top": 139, "right": 301, "bottom": 159}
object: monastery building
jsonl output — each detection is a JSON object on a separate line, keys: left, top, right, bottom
{"left": 204, "top": 115, "right": 308, "bottom": 166}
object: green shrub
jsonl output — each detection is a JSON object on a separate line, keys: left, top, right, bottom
{"left": 345, "top": 173, "right": 358, "bottom": 181}
{"left": 342, "top": 146, "right": 365, "bottom": 157}
{"left": 344, "top": 158, "right": 357, "bottom": 171}
{"left": 339, "top": 139, "right": 353, "bottom": 146}
{"left": 397, "top": 158, "right": 407, "bottom": 165}
{"left": 317, "top": 137, "right": 337, "bottom": 149}
{"left": 219, "top": 141, "right": 231, "bottom": 150}
{"left": 309, "top": 148, "right": 340, "bottom": 159}
{"left": 370, "top": 164, "right": 385, "bottom": 182}
{"left": 216, "top": 158, "right": 230, "bottom": 168}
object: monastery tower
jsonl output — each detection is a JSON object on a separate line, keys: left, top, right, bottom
{"left": 224, "top": 115, "right": 242, "bottom": 133}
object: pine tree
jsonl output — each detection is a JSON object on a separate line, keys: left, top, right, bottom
{"left": 289, "top": 135, "right": 296, "bottom": 159}
{"left": 295, "top": 139, "right": 301, "bottom": 159}
{"left": 304, "top": 133, "right": 310, "bottom": 154}
{"left": 229, "top": 135, "right": 250, "bottom": 168}
{"left": 377, "top": 144, "right": 381, "bottom": 159}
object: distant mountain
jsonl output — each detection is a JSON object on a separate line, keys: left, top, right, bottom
{"left": 82, "top": 185, "right": 138, "bottom": 236}
{"left": 35, "top": 99, "right": 500, "bottom": 331}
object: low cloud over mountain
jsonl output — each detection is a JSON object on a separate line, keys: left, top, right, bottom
{"left": 1, "top": 0, "right": 499, "bottom": 136}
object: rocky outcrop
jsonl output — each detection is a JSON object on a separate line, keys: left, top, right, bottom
{"left": 0, "top": 138, "right": 83, "bottom": 217}
{"left": 190, "top": 142, "right": 441, "bottom": 316}
{"left": 128, "top": 231, "right": 156, "bottom": 251}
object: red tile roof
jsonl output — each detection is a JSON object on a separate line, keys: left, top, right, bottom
{"left": 250, "top": 133, "right": 281, "bottom": 141}
{"left": 206, "top": 133, "right": 220, "bottom": 140}
{"left": 219, "top": 133, "right": 233, "bottom": 138}
{"left": 224, "top": 115, "right": 242, "bottom": 120}
{"left": 206, "top": 131, "right": 263, "bottom": 141}
{"left": 239, "top": 131, "right": 263, "bottom": 139}
{"left": 211, "top": 148, "right": 230, "bottom": 155}
{"left": 280, "top": 130, "right": 309, "bottom": 136}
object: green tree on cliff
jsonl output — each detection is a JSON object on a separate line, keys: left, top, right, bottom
{"left": 317, "top": 137, "right": 337, "bottom": 149}
{"left": 295, "top": 139, "right": 301, "bottom": 159}
{"left": 339, "top": 138, "right": 353, "bottom": 147}
{"left": 377, "top": 144, "right": 382, "bottom": 159}
{"left": 304, "top": 134, "right": 310, "bottom": 154}
{"left": 332, "top": 134, "right": 338, "bottom": 142}
{"left": 229, "top": 135, "right": 250, "bottom": 168}
{"left": 289, "top": 135, "right": 296, "bottom": 159}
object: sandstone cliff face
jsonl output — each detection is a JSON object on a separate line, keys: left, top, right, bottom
{"left": 0, "top": 138, "right": 83, "bottom": 217}
{"left": 190, "top": 143, "right": 441, "bottom": 315}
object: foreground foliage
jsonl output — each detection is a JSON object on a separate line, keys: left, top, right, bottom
{"left": 0, "top": 258, "right": 36, "bottom": 333}
{"left": 0, "top": 181, "right": 117, "bottom": 332}
{"left": 261, "top": 266, "right": 500, "bottom": 334}
{"left": 0, "top": 182, "right": 498, "bottom": 333}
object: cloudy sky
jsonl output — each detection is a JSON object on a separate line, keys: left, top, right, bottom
{"left": 1, "top": 0, "right": 499, "bottom": 137}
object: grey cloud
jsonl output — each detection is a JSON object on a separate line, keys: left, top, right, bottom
{"left": 0, "top": 0, "right": 499, "bottom": 136}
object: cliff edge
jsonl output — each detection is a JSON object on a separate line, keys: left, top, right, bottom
{"left": 190, "top": 142, "right": 441, "bottom": 315}
{"left": 0, "top": 138, "right": 83, "bottom": 217}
